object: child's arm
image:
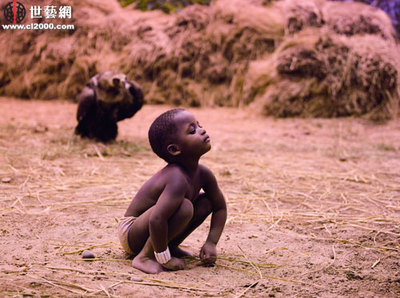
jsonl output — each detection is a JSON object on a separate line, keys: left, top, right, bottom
{"left": 200, "top": 166, "right": 227, "bottom": 265}
{"left": 149, "top": 172, "right": 187, "bottom": 269}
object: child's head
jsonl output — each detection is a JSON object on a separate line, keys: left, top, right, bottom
{"left": 148, "top": 108, "right": 211, "bottom": 163}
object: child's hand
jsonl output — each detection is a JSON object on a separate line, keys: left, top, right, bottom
{"left": 161, "top": 256, "right": 185, "bottom": 271}
{"left": 200, "top": 242, "right": 217, "bottom": 266}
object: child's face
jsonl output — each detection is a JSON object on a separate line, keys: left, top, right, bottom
{"left": 170, "top": 110, "right": 211, "bottom": 159}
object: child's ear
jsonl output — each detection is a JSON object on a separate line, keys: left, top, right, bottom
{"left": 167, "top": 144, "right": 181, "bottom": 156}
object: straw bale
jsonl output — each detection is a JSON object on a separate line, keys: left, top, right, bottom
{"left": 283, "top": 0, "right": 324, "bottom": 34}
{"left": 246, "top": 31, "right": 399, "bottom": 120}
{"left": 0, "top": 0, "right": 399, "bottom": 119}
{"left": 276, "top": 47, "right": 327, "bottom": 80}
{"left": 323, "top": 1, "right": 396, "bottom": 40}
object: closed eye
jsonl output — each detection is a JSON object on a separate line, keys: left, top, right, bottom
{"left": 188, "top": 124, "right": 196, "bottom": 134}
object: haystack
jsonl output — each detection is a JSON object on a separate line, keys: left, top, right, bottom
{"left": 245, "top": 0, "right": 399, "bottom": 120}
{"left": 0, "top": 0, "right": 399, "bottom": 120}
{"left": 324, "top": 1, "right": 395, "bottom": 40}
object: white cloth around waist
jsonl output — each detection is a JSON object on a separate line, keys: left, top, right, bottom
{"left": 117, "top": 216, "right": 136, "bottom": 255}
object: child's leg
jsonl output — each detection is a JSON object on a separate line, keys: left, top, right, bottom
{"left": 126, "top": 207, "right": 161, "bottom": 274}
{"left": 129, "top": 198, "right": 194, "bottom": 274}
{"left": 169, "top": 193, "right": 212, "bottom": 256}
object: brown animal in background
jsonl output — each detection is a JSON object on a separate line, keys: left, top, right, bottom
{"left": 75, "top": 72, "right": 144, "bottom": 142}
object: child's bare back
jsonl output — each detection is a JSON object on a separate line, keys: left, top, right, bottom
{"left": 117, "top": 109, "right": 227, "bottom": 274}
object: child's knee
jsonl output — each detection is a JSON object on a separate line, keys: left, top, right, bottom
{"left": 177, "top": 198, "right": 194, "bottom": 222}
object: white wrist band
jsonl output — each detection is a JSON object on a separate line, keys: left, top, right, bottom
{"left": 154, "top": 247, "right": 171, "bottom": 264}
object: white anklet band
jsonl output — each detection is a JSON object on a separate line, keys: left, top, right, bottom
{"left": 154, "top": 247, "right": 171, "bottom": 264}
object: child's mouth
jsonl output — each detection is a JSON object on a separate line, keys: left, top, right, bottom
{"left": 204, "top": 136, "right": 210, "bottom": 143}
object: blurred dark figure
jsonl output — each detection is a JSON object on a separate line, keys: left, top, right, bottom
{"left": 75, "top": 72, "right": 144, "bottom": 143}
{"left": 331, "top": 0, "right": 400, "bottom": 37}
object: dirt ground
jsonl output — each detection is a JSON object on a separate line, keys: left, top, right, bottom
{"left": 0, "top": 97, "right": 399, "bottom": 297}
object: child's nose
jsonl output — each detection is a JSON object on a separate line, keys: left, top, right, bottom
{"left": 200, "top": 127, "right": 206, "bottom": 135}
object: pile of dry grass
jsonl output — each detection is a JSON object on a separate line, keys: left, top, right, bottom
{"left": 246, "top": 32, "right": 399, "bottom": 120}
{"left": 324, "top": 1, "right": 395, "bottom": 40}
{"left": 244, "top": 0, "right": 399, "bottom": 120}
{"left": 0, "top": 0, "right": 399, "bottom": 119}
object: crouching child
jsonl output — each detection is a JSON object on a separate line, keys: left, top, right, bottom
{"left": 118, "top": 108, "right": 227, "bottom": 273}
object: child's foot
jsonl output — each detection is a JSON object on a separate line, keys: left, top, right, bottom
{"left": 170, "top": 246, "right": 194, "bottom": 258}
{"left": 132, "top": 255, "right": 164, "bottom": 274}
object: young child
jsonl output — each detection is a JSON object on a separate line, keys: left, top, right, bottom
{"left": 118, "top": 108, "right": 227, "bottom": 274}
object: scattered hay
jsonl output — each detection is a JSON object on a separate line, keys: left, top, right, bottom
{"left": 0, "top": 0, "right": 399, "bottom": 119}
{"left": 1, "top": 100, "right": 400, "bottom": 296}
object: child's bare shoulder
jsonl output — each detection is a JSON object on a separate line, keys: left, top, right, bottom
{"left": 198, "top": 164, "right": 217, "bottom": 182}
{"left": 159, "top": 164, "right": 191, "bottom": 187}
{"left": 136, "top": 165, "right": 189, "bottom": 202}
